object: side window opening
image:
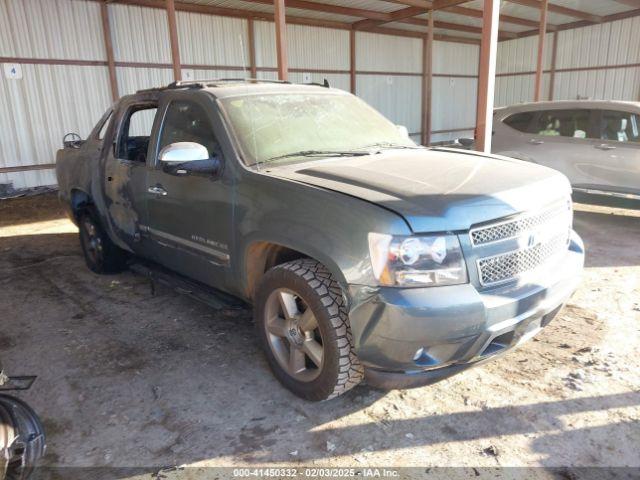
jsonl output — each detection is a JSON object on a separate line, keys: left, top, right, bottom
{"left": 118, "top": 104, "right": 158, "bottom": 162}
{"left": 158, "top": 100, "right": 219, "bottom": 160}
{"left": 503, "top": 112, "right": 536, "bottom": 134}
{"left": 600, "top": 110, "right": 640, "bottom": 143}
{"left": 535, "top": 109, "right": 592, "bottom": 138}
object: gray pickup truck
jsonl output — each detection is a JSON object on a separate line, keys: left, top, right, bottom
{"left": 56, "top": 80, "right": 584, "bottom": 401}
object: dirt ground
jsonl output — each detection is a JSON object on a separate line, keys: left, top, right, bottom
{"left": 0, "top": 193, "right": 638, "bottom": 478}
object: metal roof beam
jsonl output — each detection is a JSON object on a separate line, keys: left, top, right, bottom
{"left": 403, "top": 17, "right": 518, "bottom": 38}
{"left": 611, "top": 0, "right": 640, "bottom": 7}
{"left": 506, "top": 0, "right": 603, "bottom": 23}
{"left": 511, "top": 7, "right": 640, "bottom": 39}
{"left": 445, "top": 5, "right": 551, "bottom": 29}
{"left": 248, "top": 0, "right": 391, "bottom": 21}
{"left": 432, "top": 0, "right": 472, "bottom": 8}
{"left": 382, "top": 0, "right": 433, "bottom": 8}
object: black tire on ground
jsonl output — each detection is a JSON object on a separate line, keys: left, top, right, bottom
{"left": 255, "top": 259, "right": 364, "bottom": 401}
{"left": 78, "top": 209, "right": 128, "bottom": 274}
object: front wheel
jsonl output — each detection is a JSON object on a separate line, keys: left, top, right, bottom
{"left": 255, "top": 259, "right": 364, "bottom": 401}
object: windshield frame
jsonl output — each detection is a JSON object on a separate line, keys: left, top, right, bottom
{"left": 216, "top": 90, "right": 415, "bottom": 168}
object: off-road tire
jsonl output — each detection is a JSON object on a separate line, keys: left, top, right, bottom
{"left": 255, "top": 259, "right": 364, "bottom": 401}
{"left": 78, "top": 209, "right": 128, "bottom": 274}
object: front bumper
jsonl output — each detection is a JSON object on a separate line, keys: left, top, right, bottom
{"left": 348, "top": 230, "right": 585, "bottom": 389}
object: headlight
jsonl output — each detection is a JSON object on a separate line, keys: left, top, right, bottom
{"left": 368, "top": 233, "right": 468, "bottom": 287}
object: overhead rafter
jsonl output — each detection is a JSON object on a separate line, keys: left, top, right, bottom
{"left": 249, "top": 0, "right": 390, "bottom": 20}
{"left": 404, "top": 17, "right": 518, "bottom": 39}
{"left": 506, "top": 0, "right": 603, "bottom": 23}
{"left": 513, "top": 7, "right": 640, "bottom": 38}
{"left": 353, "top": 0, "right": 468, "bottom": 29}
{"left": 432, "top": 0, "right": 472, "bottom": 8}
{"left": 253, "top": 0, "right": 498, "bottom": 39}
{"left": 445, "top": 5, "right": 553, "bottom": 29}
{"left": 383, "top": 0, "right": 432, "bottom": 7}
{"left": 612, "top": 0, "right": 640, "bottom": 7}
{"left": 353, "top": 6, "right": 425, "bottom": 29}
{"left": 107, "top": 0, "right": 636, "bottom": 45}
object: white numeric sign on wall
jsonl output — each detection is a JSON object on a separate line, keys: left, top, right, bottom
{"left": 3, "top": 64, "right": 23, "bottom": 80}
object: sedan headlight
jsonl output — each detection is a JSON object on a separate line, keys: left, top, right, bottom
{"left": 368, "top": 233, "right": 468, "bottom": 287}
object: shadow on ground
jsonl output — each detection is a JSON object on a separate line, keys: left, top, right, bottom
{"left": 1, "top": 194, "right": 639, "bottom": 476}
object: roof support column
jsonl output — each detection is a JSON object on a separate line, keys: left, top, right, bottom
{"left": 166, "top": 0, "right": 182, "bottom": 81}
{"left": 350, "top": 29, "right": 356, "bottom": 94}
{"left": 475, "top": 0, "right": 500, "bottom": 154}
{"left": 100, "top": 2, "right": 119, "bottom": 102}
{"left": 421, "top": 11, "right": 434, "bottom": 146}
{"left": 548, "top": 30, "right": 559, "bottom": 100}
{"left": 274, "top": 0, "right": 289, "bottom": 81}
{"left": 248, "top": 18, "right": 257, "bottom": 78}
{"left": 534, "top": 0, "right": 549, "bottom": 101}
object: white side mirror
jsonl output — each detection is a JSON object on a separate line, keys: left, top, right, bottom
{"left": 396, "top": 125, "right": 410, "bottom": 139}
{"left": 159, "top": 142, "right": 209, "bottom": 163}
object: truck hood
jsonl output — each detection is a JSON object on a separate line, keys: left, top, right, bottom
{"left": 266, "top": 148, "right": 571, "bottom": 232}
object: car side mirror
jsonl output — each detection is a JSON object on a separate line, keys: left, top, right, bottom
{"left": 159, "top": 142, "right": 222, "bottom": 178}
{"left": 396, "top": 125, "right": 410, "bottom": 139}
{"left": 458, "top": 137, "right": 475, "bottom": 148}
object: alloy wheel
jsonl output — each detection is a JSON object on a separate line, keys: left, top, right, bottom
{"left": 263, "top": 288, "right": 324, "bottom": 382}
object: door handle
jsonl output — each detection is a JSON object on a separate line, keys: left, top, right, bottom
{"left": 595, "top": 143, "right": 616, "bottom": 151}
{"left": 529, "top": 138, "right": 544, "bottom": 145}
{"left": 148, "top": 186, "right": 168, "bottom": 196}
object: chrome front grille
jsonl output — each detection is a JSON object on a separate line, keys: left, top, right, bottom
{"left": 472, "top": 200, "right": 572, "bottom": 287}
{"left": 477, "top": 234, "right": 568, "bottom": 286}
{"left": 470, "top": 201, "right": 569, "bottom": 246}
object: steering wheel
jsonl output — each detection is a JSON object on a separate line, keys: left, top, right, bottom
{"left": 63, "top": 132, "right": 82, "bottom": 149}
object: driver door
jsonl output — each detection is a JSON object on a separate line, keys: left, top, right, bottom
{"left": 143, "top": 97, "right": 233, "bottom": 289}
{"left": 102, "top": 101, "right": 158, "bottom": 253}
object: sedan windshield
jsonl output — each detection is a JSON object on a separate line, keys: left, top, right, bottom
{"left": 220, "top": 92, "right": 417, "bottom": 166}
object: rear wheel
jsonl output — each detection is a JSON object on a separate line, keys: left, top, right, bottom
{"left": 255, "top": 259, "right": 364, "bottom": 401}
{"left": 78, "top": 210, "right": 128, "bottom": 274}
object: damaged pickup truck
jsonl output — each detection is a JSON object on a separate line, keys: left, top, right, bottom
{"left": 56, "top": 80, "right": 584, "bottom": 401}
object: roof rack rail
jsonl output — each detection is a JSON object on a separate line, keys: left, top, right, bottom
{"left": 136, "top": 77, "right": 330, "bottom": 94}
{"left": 136, "top": 81, "right": 205, "bottom": 93}
{"left": 302, "top": 78, "right": 331, "bottom": 88}
{"left": 167, "top": 80, "right": 207, "bottom": 89}
{"left": 203, "top": 78, "right": 291, "bottom": 86}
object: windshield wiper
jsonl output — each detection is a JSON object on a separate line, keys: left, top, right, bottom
{"left": 266, "top": 150, "right": 373, "bottom": 162}
{"left": 358, "top": 142, "right": 425, "bottom": 150}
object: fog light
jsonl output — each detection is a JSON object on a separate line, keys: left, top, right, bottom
{"left": 413, "top": 347, "right": 425, "bottom": 361}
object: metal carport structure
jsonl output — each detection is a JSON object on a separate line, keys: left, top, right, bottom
{"left": 1, "top": 0, "right": 639, "bottom": 191}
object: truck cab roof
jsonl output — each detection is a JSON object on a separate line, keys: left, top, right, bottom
{"left": 133, "top": 78, "right": 346, "bottom": 101}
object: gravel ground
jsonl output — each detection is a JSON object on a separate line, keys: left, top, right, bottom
{"left": 0, "top": 193, "right": 638, "bottom": 479}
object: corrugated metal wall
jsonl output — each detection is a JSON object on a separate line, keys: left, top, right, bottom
{"left": 553, "top": 16, "right": 640, "bottom": 100}
{"left": 494, "top": 33, "right": 553, "bottom": 106}
{"left": 254, "top": 21, "right": 351, "bottom": 91}
{"left": 0, "top": 0, "right": 110, "bottom": 190}
{"left": 1, "top": 0, "right": 639, "bottom": 191}
{"left": 356, "top": 32, "right": 423, "bottom": 142}
{"left": 431, "top": 40, "right": 478, "bottom": 143}
{"left": 496, "top": 17, "right": 640, "bottom": 104}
